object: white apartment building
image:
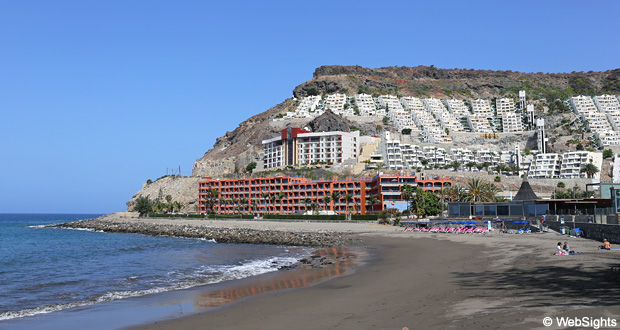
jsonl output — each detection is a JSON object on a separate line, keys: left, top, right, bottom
{"left": 594, "top": 94, "right": 620, "bottom": 130}
{"left": 471, "top": 99, "right": 494, "bottom": 118}
{"left": 501, "top": 112, "right": 523, "bottom": 133}
{"left": 476, "top": 149, "right": 500, "bottom": 166}
{"left": 467, "top": 113, "right": 494, "bottom": 133}
{"left": 378, "top": 95, "right": 405, "bottom": 112}
{"left": 528, "top": 153, "right": 561, "bottom": 178}
{"left": 387, "top": 109, "right": 416, "bottom": 131}
{"left": 496, "top": 98, "right": 515, "bottom": 117}
{"left": 324, "top": 94, "right": 347, "bottom": 114}
{"left": 422, "top": 98, "right": 447, "bottom": 116}
{"left": 296, "top": 96, "right": 321, "bottom": 114}
{"left": 400, "top": 96, "right": 425, "bottom": 112}
{"left": 445, "top": 99, "right": 470, "bottom": 118}
{"left": 596, "top": 130, "right": 620, "bottom": 147}
{"left": 354, "top": 93, "right": 377, "bottom": 116}
{"left": 452, "top": 148, "right": 475, "bottom": 165}
{"left": 262, "top": 128, "right": 359, "bottom": 169}
{"left": 571, "top": 96, "right": 613, "bottom": 132}
{"left": 438, "top": 111, "right": 465, "bottom": 132}
{"left": 422, "top": 127, "right": 452, "bottom": 144}
{"left": 559, "top": 151, "right": 602, "bottom": 179}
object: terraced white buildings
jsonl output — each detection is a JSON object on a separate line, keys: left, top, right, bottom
{"left": 354, "top": 93, "right": 377, "bottom": 116}
{"left": 324, "top": 94, "right": 347, "bottom": 114}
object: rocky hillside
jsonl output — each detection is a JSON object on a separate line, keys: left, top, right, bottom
{"left": 126, "top": 176, "right": 201, "bottom": 213}
{"left": 294, "top": 65, "right": 620, "bottom": 100}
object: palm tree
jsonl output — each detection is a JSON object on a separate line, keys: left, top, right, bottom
{"left": 401, "top": 184, "right": 414, "bottom": 214}
{"left": 466, "top": 178, "right": 485, "bottom": 202}
{"left": 251, "top": 200, "right": 258, "bottom": 215}
{"left": 270, "top": 194, "right": 277, "bottom": 213}
{"left": 261, "top": 192, "right": 270, "bottom": 214}
{"left": 322, "top": 196, "right": 332, "bottom": 213}
{"left": 449, "top": 160, "right": 462, "bottom": 171}
{"left": 580, "top": 163, "right": 599, "bottom": 179}
{"left": 276, "top": 192, "right": 286, "bottom": 213}
{"left": 345, "top": 193, "right": 353, "bottom": 219}
{"left": 420, "top": 159, "right": 429, "bottom": 169}
{"left": 465, "top": 162, "right": 476, "bottom": 172}
{"left": 304, "top": 197, "right": 312, "bottom": 214}
{"left": 330, "top": 191, "right": 341, "bottom": 213}
{"left": 366, "top": 196, "right": 378, "bottom": 214}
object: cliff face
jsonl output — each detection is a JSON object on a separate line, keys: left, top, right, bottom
{"left": 293, "top": 65, "right": 620, "bottom": 100}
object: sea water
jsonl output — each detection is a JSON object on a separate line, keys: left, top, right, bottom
{"left": 0, "top": 214, "right": 309, "bottom": 327}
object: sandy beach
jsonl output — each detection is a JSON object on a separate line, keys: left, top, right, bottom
{"left": 105, "top": 217, "right": 620, "bottom": 330}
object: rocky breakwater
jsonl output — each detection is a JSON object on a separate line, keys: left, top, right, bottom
{"left": 53, "top": 218, "right": 358, "bottom": 247}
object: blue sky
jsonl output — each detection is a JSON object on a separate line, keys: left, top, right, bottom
{"left": 0, "top": 1, "right": 618, "bottom": 213}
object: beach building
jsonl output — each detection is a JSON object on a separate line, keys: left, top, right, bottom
{"left": 526, "top": 151, "right": 603, "bottom": 179}
{"left": 528, "top": 153, "right": 562, "bottom": 178}
{"left": 354, "top": 93, "right": 377, "bottom": 116}
{"left": 559, "top": 151, "right": 602, "bottom": 179}
{"left": 262, "top": 128, "right": 359, "bottom": 169}
{"left": 198, "top": 174, "right": 452, "bottom": 215}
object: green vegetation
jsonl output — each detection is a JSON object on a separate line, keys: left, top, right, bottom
{"left": 580, "top": 163, "right": 599, "bottom": 178}
{"left": 401, "top": 128, "right": 412, "bottom": 135}
{"left": 245, "top": 162, "right": 257, "bottom": 173}
{"left": 557, "top": 181, "right": 565, "bottom": 188}
{"left": 134, "top": 196, "right": 153, "bottom": 216}
{"left": 603, "top": 149, "right": 614, "bottom": 159}
{"left": 208, "top": 214, "right": 254, "bottom": 219}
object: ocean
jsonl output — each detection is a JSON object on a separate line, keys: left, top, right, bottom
{"left": 0, "top": 214, "right": 310, "bottom": 329}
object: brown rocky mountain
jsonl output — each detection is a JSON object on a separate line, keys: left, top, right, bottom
{"left": 294, "top": 65, "right": 620, "bottom": 100}
{"left": 126, "top": 64, "right": 620, "bottom": 212}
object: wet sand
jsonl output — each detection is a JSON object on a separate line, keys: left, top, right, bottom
{"left": 126, "top": 224, "right": 620, "bottom": 330}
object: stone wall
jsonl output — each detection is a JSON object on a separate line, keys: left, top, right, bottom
{"left": 545, "top": 220, "right": 620, "bottom": 244}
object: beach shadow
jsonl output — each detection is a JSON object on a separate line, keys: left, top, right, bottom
{"left": 453, "top": 262, "right": 620, "bottom": 309}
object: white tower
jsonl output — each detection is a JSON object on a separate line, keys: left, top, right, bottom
{"left": 536, "top": 118, "right": 546, "bottom": 154}
{"left": 519, "top": 90, "right": 526, "bottom": 110}
{"left": 527, "top": 104, "right": 535, "bottom": 128}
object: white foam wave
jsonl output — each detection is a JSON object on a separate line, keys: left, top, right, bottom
{"left": 0, "top": 254, "right": 306, "bottom": 321}
{"left": 26, "top": 225, "right": 47, "bottom": 229}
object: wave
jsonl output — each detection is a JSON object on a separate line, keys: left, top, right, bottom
{"left": 0, "top": 254, "right": 304, "bottom": 321}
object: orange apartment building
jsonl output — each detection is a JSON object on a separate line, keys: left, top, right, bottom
{"left": 198, "top": 174, "right": 452, "bottom": 215}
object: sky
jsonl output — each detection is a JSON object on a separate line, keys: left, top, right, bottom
{"left": 0, "top": 0, "right": 618, "bottom": 213}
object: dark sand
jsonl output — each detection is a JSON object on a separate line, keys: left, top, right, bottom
{"left": 127, "top": 231, "right": 620, "bottom": 330}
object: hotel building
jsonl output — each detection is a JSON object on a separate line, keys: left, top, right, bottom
{"left": 198, "top": 174, "right": 453, "bottom": 215}
{"left": 262, "top": 128, "right": 359, "bottom": 169}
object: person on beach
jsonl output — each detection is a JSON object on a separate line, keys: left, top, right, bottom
{"left": 600, "top": 239, "right": 612, "bottom": 250}
{"left": 556, "top": 242, "right": 567, "bottom": 255}
{"left": 563, "top": 241, "right": 576, "bottom": 255}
